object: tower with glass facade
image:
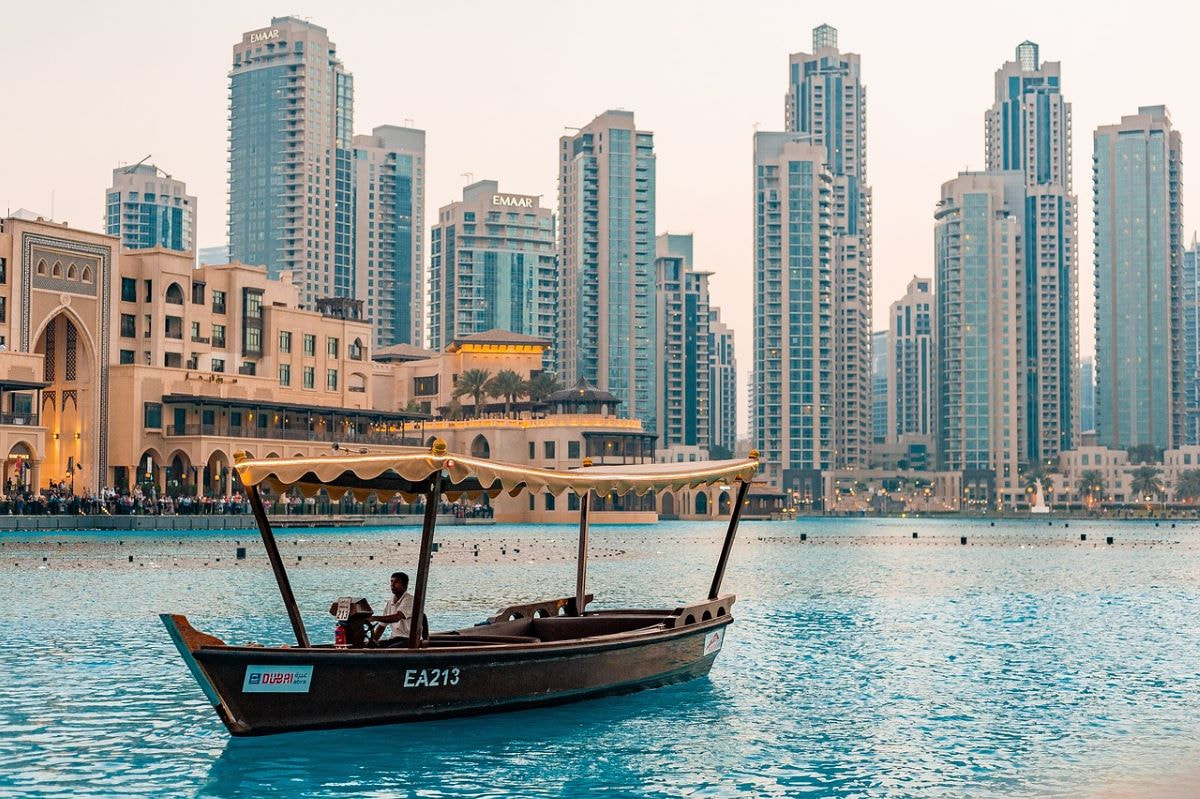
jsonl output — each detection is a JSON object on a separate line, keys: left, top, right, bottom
{"left": 558, "top": 110, "right": 657, "bottom": 430}
{"left": 785, "top": 24, "right": 872, "bottom": 469}
{"left": 935, "top": 172, "right": 1026, "bottom": 507}
{"left": 228, "top": 17, "right": 354, "bottom": 308}
{"left": 655, "top": 233, "right": 710, "bottom": 452}
{"left": 871, "top": 331, "right": 888, "bottom": 445}
{"left": 430, "top": 180, "right": 556, "bottom": 363}
{"left": 353, "top": 126, "right": 425, "bottom": 348}
{"left": 753, "top": 132, "right": 834, "bottom": 492}
{"left": 888, "top": 276, "right": 935, "bottom": 443}
{"left": 984, "top": 40, "right": 1079, "bottom": 464}
{"left": 106, "top": 163, "right": 196, "bottom": 254}
{"left": 1094, "top": 106, "right": 1183, "bottom": 451}
{"left": 709, "top": 308, "right": 737, "bottom": 456}
{"left": 1183, "top": 238, "right": 1200, "bottom": 444}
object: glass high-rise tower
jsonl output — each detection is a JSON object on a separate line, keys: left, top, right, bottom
{"left": 106, "top": 162, "right": 196, "bottom": 254}
{"left": 1094, "top": 106, "right": 1183, "bottom": 451}
{"left": 228, "top": 17, "right": 354, "bottom": 308}
{"left": 785, "top": 24, "right": 872, "bottom": 469}
{"left": 558, "top": 110, "right": 657, "bottom": 430}
{"left": 655, "top": 233, "right": 710, "bottom": 453}
{"left": 984, "top": 40, "right": 1079, "bottom": 465}
{"left": 753, "top": 132, "right": 834, "bottom": 495}
{"left": 353, "top": 126, "right": 425, "bottom": 348}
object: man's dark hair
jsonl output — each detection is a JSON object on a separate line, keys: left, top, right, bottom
{"left": 391, "top": 571, "right": 409, "bottom": 584}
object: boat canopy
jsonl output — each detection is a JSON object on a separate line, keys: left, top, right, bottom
{"left": 234, "top": 443, "right": 759, "bottom": 502}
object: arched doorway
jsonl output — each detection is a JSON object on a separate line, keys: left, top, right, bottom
{"left": 137, "top": 448, "right": 164, "bottom": 497}
{"left": 4, "top": 442, "right": 37, "bottom": 493}
{"left": 204, "top": 450, "right": 230, "bottom": 498}
{"left": 695, "top": 492, "right": 709, "bottom": 516}
{"left": 33, "top": 311, "right": 95, "bottom": 492}
{"left": 718, "top": 491, "right": 731, "bottom": 515}
{"left": 660, "top": 492, "right": 675, "bottom": 517}
{"left": 470, "top": 434, "right": 490, "bottom": 459}
{"left": 165, "top": 451, "right": 193, "bottom": 497}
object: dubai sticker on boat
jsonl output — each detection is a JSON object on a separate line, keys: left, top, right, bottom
{"left": 703, "top": 629, "right": 724, "bottom": 656}
{"left": 242, "top": 665, "right": 314, "bottom": 693}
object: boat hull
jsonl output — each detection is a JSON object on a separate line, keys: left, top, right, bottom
{"left": 170, "top": 615, "right": 732, "bottom": 736}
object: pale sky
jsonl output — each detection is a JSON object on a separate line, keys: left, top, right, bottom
{"left": 4, "top": 0, "right": 1198, "bottom": 434}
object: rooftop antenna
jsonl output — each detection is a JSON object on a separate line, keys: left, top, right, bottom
{"left": 404, "top": 118, "right": 414, "bottom": 127}
{"left": 123, "top": 155, "right": 153, "bottom": 174}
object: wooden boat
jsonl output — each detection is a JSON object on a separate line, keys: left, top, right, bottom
{"left": 161, "top": 440, "right": 759, "bottom": 736}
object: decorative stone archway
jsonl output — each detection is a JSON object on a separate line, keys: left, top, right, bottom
{"left": 33, "top": 310, "right": 96, "bottom": 492}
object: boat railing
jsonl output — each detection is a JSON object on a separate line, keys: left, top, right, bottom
{"left": 486, "top": 594, "right": 593, "bottom": 623}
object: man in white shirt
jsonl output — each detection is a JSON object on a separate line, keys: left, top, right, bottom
{"left": 370, "top": 571, "right": 414, "bottom": 647}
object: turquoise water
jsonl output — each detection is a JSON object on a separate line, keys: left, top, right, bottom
{"left": 1, "top": 517, "right": 1199, "bottom": 798}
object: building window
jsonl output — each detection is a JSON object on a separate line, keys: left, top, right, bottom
{"left": 349, "top": 338, "right": 363, "bottom": 360}
{"left": 568, "top": 493, "right": 580, "bottom": 511}
{"left": 544, "top": 441, "right": 556, "bottom": 459}
{"left": 327, "top": 337, "right": 339, "bottom": 358}
{"left": 279, "top": 331, "right": 292, "bottom": 354}
{"left": 544, "top": 493, "right": 555, "bottom": 511}
{"left": 120, "top": 313, "right": 137, "bottom": 338}
{"left": 303, "top": 334, "right": 316, "bottom": 356}
{"left": 303, "top": 366, "right": 315, "bottom": 389}
{"left": 191, "top": 282, "right": 206, "bottom": 305}
{"left": 0, "top": 256, "right": 6, "bottom": 284}
{"left": 144, "top": 279, "right": 153, "bottom": 302}
{"left": 119, "top": 349, "right": 135, "bottom": 364}
{"left": 279, "top": 364, "right": 291, "bottom": 386}
{"left": 242, "top": 288, "right": 263, "bottom": 356}
{"left": 121, "top": 277, "right": 137, "bottom": 303}
{"left": 143, "top": 402, "right": 162, "bottom": 429}
{"left": 212, "top": 324, "right": 226, "bottom": 349}
{"left": 212, "top": 290, "right": 227, "bottom": 314}
{"left": 164, "top": 352, "right": 182, "bottom": 368}
{"left": 413, "top": 375, "right": 438, "bottom": 396}
{"left": 326, "top": 369, "right": 338, "bottom": 391}
{"left": 0, "top": 296, "right": 5, "bottom": 323}
{"left": 568, "top": 440, "right": 580, "bottom": 460}
{"left": 212, "top": 358, "right": 225, "bottom": 373}
{"left": 529, "top": 442, "right": 535, "bottom": 459}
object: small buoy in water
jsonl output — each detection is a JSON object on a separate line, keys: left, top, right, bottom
{"left": 128, "top": 555, "right": 133, "bottom": 563}
{"left": 960, "top": 536, "right": 967, "bottom": 545}
{"left": 236, "top": 547, "right": 246, "bottom": 560}
{"left": 912, "top": 532, "right": 918, "bottom": 539}
{"left": 1106, "top": 536, "right": 1114, "bottom": 545}
{"left": 1081, "top": 533, "right": 1087, "bottom": 541}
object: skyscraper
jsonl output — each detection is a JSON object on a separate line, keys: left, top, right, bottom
{"left": 106, "top": 162, "right": 196, "bottom": 254}
{"left": 353, "top": 126, "right": 426, "bottom": 348}
{"left": 1080, "top": 356, "right": 1096, "bottom": 433}
{"left": 558, "top": 110, "right": 657, "bottom": 429}
{"left": 936, "top": 172, "right": 1025, "bottom": 506}
{"left": 1094, "top": 106, "right": 1183, "bottom": 450}
{"left": 655, "top": 233, "right": 710, "bottom": 453}
{"left": 708, "top": 308, "right": 737, "bottom": 457}
{"left": 871, "top": 331, "right": 888, "bottom": 445}
{"left": 429, "top": 180, "right": 556, "bottom": 361}
{"left": 984, "top": 40, "right": 1079, "bottom": 464}
{"left": 1183, "top": 238, "right": 1200, "bottom": 443}
{"left": 785, "top": 24, "right": 872, "bottom": 469}
{"left": 888, "top": 276, "right": 936, "bottom": 442}
{"left": 228, "top": 17, "right": 354, "bottom": 308}
{"left": 753, "top": 132, "right": 834, "bottom": 491}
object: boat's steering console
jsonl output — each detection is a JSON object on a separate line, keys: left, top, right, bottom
{"left": 329, "top": 596, "right": 373, "bottom": 648}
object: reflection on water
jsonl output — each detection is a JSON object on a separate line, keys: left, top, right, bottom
{"left": 1, "top": 518, "right": 1199, "bottom": 797}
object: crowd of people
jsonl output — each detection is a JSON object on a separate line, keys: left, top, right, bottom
{"left": 0, "top": 480, "right": 494, "bottom": 518}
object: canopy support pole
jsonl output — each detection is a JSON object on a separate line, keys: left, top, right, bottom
{"left": 709, "top": 479, "right": 751, "bottom": 600}
{"left": 408, "top": 471, "right": 444, "bottom": 649}
{"left": 247, "top": 483, "right": 310, "bottom": 648}
{"left": 574, "top": 491, "right": 591, "bottom": 616}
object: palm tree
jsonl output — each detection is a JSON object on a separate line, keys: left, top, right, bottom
{"left": 1079, "top": 469, "right": 1105, "bottom": 506}
{"left": 486, "top": 369, "right": 527, "bottom": 418}
{"left": 526, "top": 372, "right": 564, "bottom": 404}
{"left": 1128, "top": 444, "right": 1160, "bottom": 464}
{"left": 444, "top": 397, "right": 464, "bottom": 421}
{"left": 1130, "top": 466, "right": 1164, "bottom": 502}
{"left": 453, "top": 369, "right": 492, "bottom": 417}
{"left": 1174, "top": 469, "right": 1200, "bottom": 502}
{"left": 402, "top": 400, "right": 425, "bottom": 415}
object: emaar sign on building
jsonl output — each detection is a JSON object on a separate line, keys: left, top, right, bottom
{"left": 491, "top": 194, "right": 536, "bottom": 209}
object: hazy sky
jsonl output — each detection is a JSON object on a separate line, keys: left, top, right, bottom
{"left": 5, "top": 0, "right": 1198, "bottom": 431}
